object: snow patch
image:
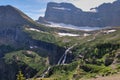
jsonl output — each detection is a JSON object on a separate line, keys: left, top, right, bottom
{"left": 58, "top": 32, "right": 79, "bottom": 37}
{"left": 25, "top": 28, "right": 41, "bottom": 32}
{"left": 104, "top": 29, "right": 116, "bottom": 34}
{"left": 52, "top": 7, "right": 71, "bottom": 11}
{"left": 84, "top": 33, "right": 90, "bottom": 37}
{"left": 30, "top": 46, "right": 38, "bottom": 49}
{"left": 45, "top": 22, "right": 103, "bottom": 31}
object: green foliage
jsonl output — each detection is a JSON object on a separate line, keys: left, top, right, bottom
{"left": 2, "top": 27, "right": 120, "bottom": 80}
{"left": 116, "top": 64, "right": 120, "bottom": 71}
{"left": 25, "top": 30, "right": 56, "bottom": 43}
{"left": 48, "top": 62, "right": 78, "bottom": 80}
{"left": 4, "top": 50, "right": 48, "bottom": 73}
{"left": 16, "top": 71, "right": 26, "bottom": 80}
{"left": 87, "top": 43, "right": 119, "bottom": 59}
{"left": 81, "top": 64, "right": 116, "bottom": 77}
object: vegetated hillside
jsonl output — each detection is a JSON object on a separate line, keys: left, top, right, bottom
{"left": 26, "top": 27, "right": 120, "bottom": 80}
{"left": 38, "top": 0, "right": 120, "bottom": 27}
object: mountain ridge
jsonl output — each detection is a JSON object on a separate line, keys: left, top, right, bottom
{"left": 0, "top": 5, "right": 34, "bottom": 27}
{"left": 38, "top": 0, "right": 120, "bottom": 27}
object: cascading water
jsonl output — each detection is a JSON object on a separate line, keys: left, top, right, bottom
{"left": 41, "top": 66, "right": 51, "bottom": 78}
{"left": 58, "top": 43, "right": 77, "bottom": 65}
{"left": 41, "top": 43, "right": 77, "bottom": 78}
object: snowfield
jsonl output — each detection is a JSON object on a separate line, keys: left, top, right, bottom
{"left": 52, "top": 7, "right": 71, "bottom": 11}
{"left": 58, "top": 32, "right": 79, "bottom": 37}
{"left": 84, "top": 33, "right": 91, "bottom": 37}
{"left": 45, "top": 22, "right": 104, "bottom": 31}
{"left": 25, "top": 28, "right": 41, "bottom": 32}
{"left": 103, "top": 29, "right": 116, "bottom": 34}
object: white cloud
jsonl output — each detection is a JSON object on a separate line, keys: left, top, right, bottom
{"left": 69, "top": 0, "right": 116, "bottom": 11}
{"left": 39, "top": 8, "right": 46, "bottom": 13}
{"left": 36, "top": 0, "right": 116, "bottom": 11}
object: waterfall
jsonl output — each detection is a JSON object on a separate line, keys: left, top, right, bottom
{"left": 57, "top": 53, "right": 65, "bottom": 65}
{"left": 58, "top": 43, "right": 77, "bottom": 65}
{"left": 41, "top": 66, "right": 51, "bottom": 78}
{"left": 41, "top": 43, "right": 77, "bottom": 78}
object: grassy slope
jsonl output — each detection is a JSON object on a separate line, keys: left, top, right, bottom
{"left": 4, "top": 50, "right": 49, "bottom": 74}
{"left": 4, "top": 24, "right": 120, "bottom": 80}
{"left": 44, "top": 27, "right": 120, "bottom": 80}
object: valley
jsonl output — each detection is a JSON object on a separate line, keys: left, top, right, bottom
{"left": 0, "top": 1, "right": 120, "bottom": 80}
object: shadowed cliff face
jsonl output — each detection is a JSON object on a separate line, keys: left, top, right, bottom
{"left": 96, "top": 1, "right": 120, "bottom": 27}
{"left": 0, "top": 5, "right": 35, "bottom": 47}
{"left": 39, "top": 1, "right": 120, "bottom": 27}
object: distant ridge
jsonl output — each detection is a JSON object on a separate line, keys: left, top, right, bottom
{"left": 38, "top": 0, "right": 120, "bottom": 27}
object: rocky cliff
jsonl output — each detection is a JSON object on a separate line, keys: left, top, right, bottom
{"left": 0, "top": 5, "right": 35, "bottom": 28}
{"left": 0, "top": 5, "right": 35, "bottom": 47}
{"left": 38, "top": 0, "right": 120, "bottom": 27}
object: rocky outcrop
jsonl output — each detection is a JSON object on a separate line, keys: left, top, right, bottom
{"left": 0, "top": 5, "right": 34, "bottom": 27}
{"left": 37, "top": 17, "right": 50, "bottom": 24}
{"left": 38, "top": 0, "right": 120, "bottom": 27}
{"left": 0, "top": 5, "right": 35, "bottom": 47}
{"left": 96, "top": 0, "right": 120, "bottom": 27}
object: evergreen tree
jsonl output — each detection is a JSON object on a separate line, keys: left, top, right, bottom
{"left": 16, "top": 71, "right": 26, "bottom": 80}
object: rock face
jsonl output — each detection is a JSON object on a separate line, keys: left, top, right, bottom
{"left": 0, "top": 5, "right": 34, "bottom": 47}
{"left": 37, "top": 17, "right": 50, "bottom": 24}
{"left": 0, "top": 5, "right": 34, "bottom": 27}
{"left": 38, "top": 0, "right": 120, "bottom": 27}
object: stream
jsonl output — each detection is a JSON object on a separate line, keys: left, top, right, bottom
{"left": 58, "top": 43, "right": 77, "bottom": 65}
{"left": 41, "top": 43, "right": 77, "bottom": 78}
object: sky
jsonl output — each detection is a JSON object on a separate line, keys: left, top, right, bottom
{"left": 0, "top": 0, "right": 116, "bottom": 20}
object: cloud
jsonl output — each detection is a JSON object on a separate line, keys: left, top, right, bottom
{"left": 69, "top": 0, "right": 116, "bottom": 11}
{"left": 39, "top": 8, "right": 46, "bottom": 13}
{"left": 36, "top": 0, "right": 116, "bottom": 11}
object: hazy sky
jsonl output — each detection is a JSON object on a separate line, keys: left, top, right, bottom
{"left": 0, "top": 0, "right": 116, "bottom": 20}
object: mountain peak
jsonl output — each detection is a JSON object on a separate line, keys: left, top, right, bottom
{"left": 0, "top": 5, "right": 34, "bottom": 27}
{"left": 39, "top": 1, "right": 120, "bottom": 27}
{"left": 47, "top": 2, "right": 82, "bottom": 11}
{"left": 43, "top": 2, "right": 82, "bottom": 24}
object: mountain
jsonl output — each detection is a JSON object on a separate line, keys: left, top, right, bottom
{"left": 0, "top": 5, "right": 34, "bottom": 27}
{"left": 38, "top": 0, "right": 120, "bottom": 27}
{"left": 0, "top": 5, "right": 67, "bottom": 80}
{"left": 0, "top": 5, "right": 35, "bottom": 47}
